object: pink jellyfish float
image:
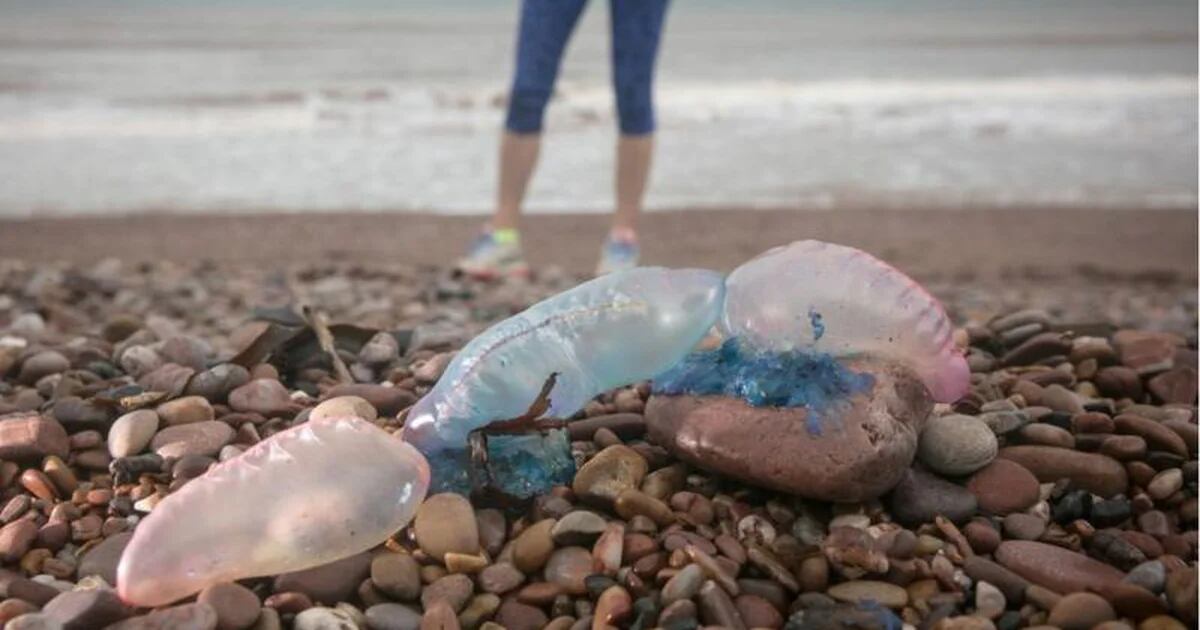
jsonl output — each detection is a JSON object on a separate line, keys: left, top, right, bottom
{"left": 721, "top": 240, "right": 970, "bottom": 403}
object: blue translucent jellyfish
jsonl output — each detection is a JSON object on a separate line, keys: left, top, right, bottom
{"left": 117, "top": 268, "right": 725, "bottom": 607}
{"left": 404, "top": 267, "right": 727, "bottom": 454}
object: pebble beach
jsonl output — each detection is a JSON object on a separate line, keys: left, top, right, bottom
{"left": 0, "top": 209, "right": 1195, "bottom": 630}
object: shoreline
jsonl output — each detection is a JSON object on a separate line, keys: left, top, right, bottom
{"left": 1, "top": 207, "right": 1195, "bottom": 282}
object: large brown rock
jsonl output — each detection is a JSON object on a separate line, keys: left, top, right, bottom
{"left": 645, "top": 360, "right": 930, "bottom": 502}
{"left": 998, "top": 445, "right": 1127, "bottom": 498}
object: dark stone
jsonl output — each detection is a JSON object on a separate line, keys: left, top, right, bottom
{"left": 785, "top": 602, "right": 904, "bottom": 630}
{"left": 1042, "top": 412, "right": 1073, "bottom": 431}
{"left": 105, "top": 602, "right": 219, "bottom": 630}
{"left": 996, "top": 611, "right": 1022, "bottom": 630}
{"left": 185, "top": 364, "right": 251, "bottom": 403}
{"left": 50, "top": 397, "right": 112, "bottom": 430}
{"left": 1000, "top": 332, "right": 1071, "bottom": 367}
{"left": 1051, "top": 490, "right": 1092, "bottom": 524}
{"left": 1091, "top": 498, "right": 1132, "bottom": 528}
{"left": 963, "top": 556, "right": 1028, "bottom": 604}
{"left": 42, "top": 589, "right": 131, "bottom": 630}
{"left": 566, "top": 414, "right": 646, "bottom": 441}
{"left": 585, "top": 575, "right": 618, "bottom": 599}
{"left": 137, "top": 363, "right": 196, "bottom": 398}
{"left": 887, "top": 468, "right": 977, "bottom": 526}
{"left": 77, "top": 532, "right": 133, "bottom": 586}
{"left": 273, "top": 552, "right": 371, "bottom": 605}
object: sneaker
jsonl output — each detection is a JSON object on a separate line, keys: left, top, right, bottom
{"left": 455, "top": 229, "right": 529, "bottom": 280}
{"left": 595, "top": 233, "right": 640, "bottom": 275}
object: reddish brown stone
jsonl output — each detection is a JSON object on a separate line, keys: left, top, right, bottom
{"left": 1113, "top": 414, "right": 1189, "bottom": 457}
{"left": 1114, "top": 330, "right": 1183, "bottom": 374}
{"left": 965, "top": 459, "right": 1040, "bottom": 515}
{"left": 0, "top": 415, "right": 69, "bottom": 461}
{"left": 995, "top": 541, "right": 1125, "bottom": 593}
{"left": 1147, "top": 367, "right": 1197, "bottom": 404}
{"left": 645, "top": 360, "right": 929, "bottom": 503}
{"left": 1094, "top": 366, "right": 1143, "bottom": 400}
{"left": 1072, "top": 411, "right": 1115, "bottom": 434}
{"left": 324, "top": 384, "right": 416, "bottom": 416}
{"left": 998, "top": 446, "right": 1127, "bottom": 498}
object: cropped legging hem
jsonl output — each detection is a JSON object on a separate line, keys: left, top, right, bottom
{"left": 504, "top": 0, "right": 669, "bottom": 136}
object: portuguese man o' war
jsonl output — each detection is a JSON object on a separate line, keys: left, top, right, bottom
{"left": 403, "top": 267, "right": 726, "bottom": 454}
{"left": 117, "top": 417, "right": 429, "bottom": 607}
{"left": 116, "top": 267, "right": 724, "bottom": 606}
{"left": 116, "top": 244, "right": 961, "bottom": 606}
{"left": 721, "top": 240, "right": 969, "bottom": 403}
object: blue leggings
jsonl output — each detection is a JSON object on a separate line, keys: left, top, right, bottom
{"left": 505, "top": 0, "right": 670, "bottom": 136}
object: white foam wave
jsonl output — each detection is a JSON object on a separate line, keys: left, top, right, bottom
{"left": 0, "top": 75, "right": 1192, "bottom": 141}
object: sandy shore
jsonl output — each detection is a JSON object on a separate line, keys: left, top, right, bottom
{"left": 0, "top": 207, "right": 1195, "bottom": 283}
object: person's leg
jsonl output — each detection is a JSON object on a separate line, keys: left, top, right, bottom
{"left": 496, "top": 0, "right": 589, "bottom": 230}
{"left": 459, "top": 0, "right": 587, "bottom": 277}
{"left": 597, "top": 0, "right": 669, "bottom": 274}
{"left": 493, "top": 134, "right": 540, "bottom": 231}
{"left": 613, "top": 135, "right": 652, "bottom": 234}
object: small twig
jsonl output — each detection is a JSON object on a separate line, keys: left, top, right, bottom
{"left": 480, "top": 372, "right": 561, "bottom": 434}
{"left": 303, "top": 305, "right": 353, "bottom": 384}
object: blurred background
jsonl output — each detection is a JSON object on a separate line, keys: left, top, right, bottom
{"left": 0, "top": 0, "right": 1195, "bottom": 216}
{"left": 0, "top": 0, "right": 1195, "bottom": 311}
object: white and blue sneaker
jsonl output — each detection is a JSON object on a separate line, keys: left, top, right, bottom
{"left": 595, "top": 232, "right": 640, "bottom": 276}
{"left": 455, "top": 229, "right": 530, "bottom": 280}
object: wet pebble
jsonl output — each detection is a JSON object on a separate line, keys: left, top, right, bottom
{"left": 887, "top": 468, "right": 977, "bottom": 525}
{"left": 155, "top": 396, "right": 215, "bottom": 426}
{"left": 1047, "top": 592, "right": 1116, "bottom": 629}
{"left": 995, "top": 540, "right": 1125, "bottom": 593}
{"left": 478, "top": 562, "right": 524, "bottom": 595}
{"left": 697, "top": 580, "right": 745, "bottom": 629}
{"left": 293, "top": 606, "right": 358, "bottom": 630}
{"left": 826, "top": 580, "right": 908, "bottom": 609}
{"left": 494, "top": 600, "right": 548, "bottom": 630}
{"left": 197, "top": 582, "right": 261, "bottom": 630}
{"left": 544, "top": 547, "right": 593, "bottom": 595}
{"left": 364, "top": 603, "right": 422, "bottom": 630}
{"left": 310, "top": 396, "right": 377, "bottom": 423}
{"left": 370, "top": 553, "right": 421, "bottom": 601}
{"left": 572, "top": 445, "right": 648, "bottom": 505}
{"left": 661, "top": 564, "right": 704, "bottom": 606}
{"left": 550, "top": 511, "right": 607, "bottom": 546}
{"left": 274, "top": 552, "right": 372, "bottom": 605}
{"left": 998, "top": 446, "right": 1127, "bottom": 498}
{"left": 966, "top": 459, "right": 1040, "bottom": 515}
{"left": 413, "top": 494, "right": 480, "bottom": 562}
{"left": 420, "top": 574, "right": 473, "bottom": 614}
{"left": 228, "top": 379, "right": 295, "bottom": 417}
{"left": 150, "top": 421, "right": 234, "bottom": 458}
{"left": 107, "top": 410, "right": 159, "bottom": 458}
{"left": 106, "top": 603, "right": 219, "bottom": 630}
{"left": 919, "top": 414, "right": 998, "bottom": 475}
{"left": 511, "top": 519, "right": 556, "bottom": 574}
